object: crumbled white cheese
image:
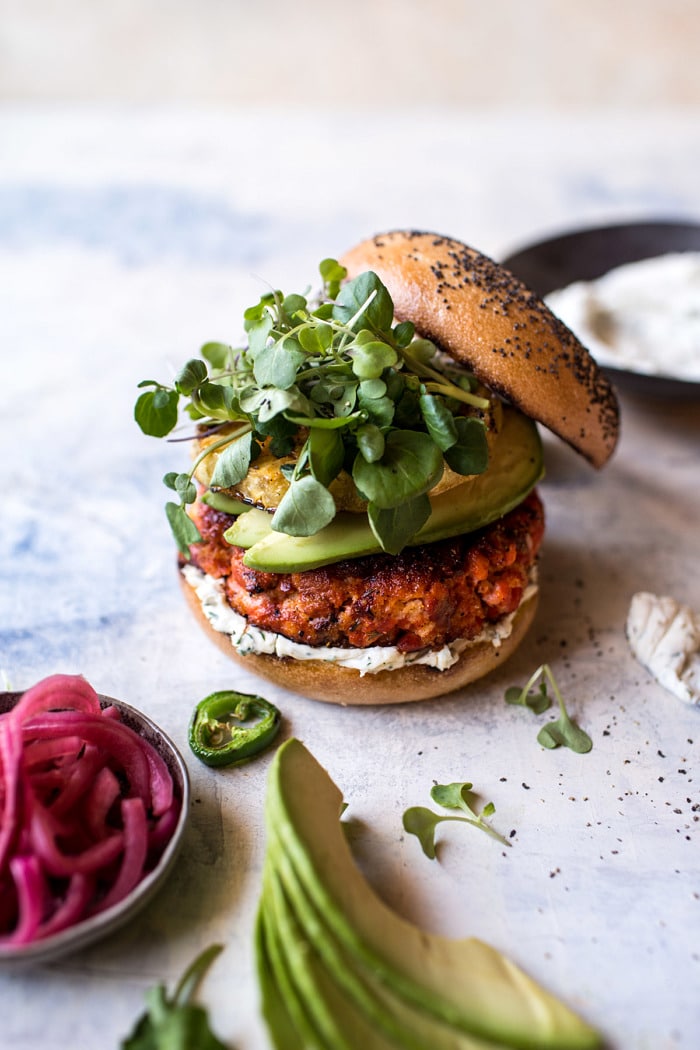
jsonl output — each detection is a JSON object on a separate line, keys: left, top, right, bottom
{"left": 181, "top": 564, "right": 537, "bottom": 676}
{"left": 626, "top": 592, "right": 700, "bottom": 704}
{"left": 545, "top": 252, "right": 700, "bottom": 381}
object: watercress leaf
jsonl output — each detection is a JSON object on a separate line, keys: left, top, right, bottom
{"left": 410, "top": 337, "right": 438, "bottom": 363}
{"left": 298, "top": 323, "right": 333, "bottom": 354}
{"left": 246, "top": 313, "right": 273, "bottom": 357}
{"left": 357, "top": 389, "right": 394, "bottom": 428}
{"left": 282, "top": 293, "right": 307, "bottom": 319}
{"left": 393, "top": 385, "right": 421, "bottom": 428}
{"left": 384, "top": 369, "right": 405, "bottom": 402}
{"left": 333, "top": 271, "right": 395, "bottom": 335}
{"left": 393, "top": 320, "right": 415, "bottom": 347}
{"left": 359, "top": 378, "right": 387, "bottom": 400}
{"left": 175, "top": 359, "right": 208, "bottom": 396}
{"left": 329, "top": 383, "right": 358, "bottom": 418}
{"left": 355, "top": 423, "right": 385, "bottom": 463}
{"left": 443, "top": 416, "right": 489, "bottom": 475}
{"left": 308, "top": 427, "right": 344, "bottom": 488}
{"left": 286, "top": 412, "right": 360, "bottom": 430}
{"left": 210, "top": 431, "right": 259, "bottom": 488}
{"left": 348, "top": 339, "right": 398, "bottom": 380}
{"left": 256, "top": 414, "right": 298, "bottom": 456}
{"left": 367, "top": 492, "right": 431, "bottom": 554}
{"left": 271, "top": 475, "right": 336, "bottom": 536}
{"left": 238, "top": 386, "right": 267, "bottom": 414}
{"left": 162, "top": 471, "right": 196, "bottom": 504}
{"left": 174, "top": 473, "right": 197, "bottom": 504}
{"left": 402, "top": 806, "right": 442, "bottom": 860}
{"left": 352, "top": 430, "right": 443, "bottom": 509}
{"left": 253, "top": 337, "right": 305, "bottom": 390}
{"left": 200, "top": 342, "right": 232, "bottom": 370}
{"left": 312, "top": 301, "right": 335, "bottom": 321}
{"left": 197, "top": 381, "right": 236, "bottom": 419}
{"left": 165, "top": 502, "right": 201, "bottom": 558}
{"left": 319, "top": 257, "right": 346, "bottom": 299}
{"left": 134, "top": 388, "right": 179, "bottom": 437}
{"left": 419, "top": 393, "right": 458, "bottom": 451}
{"left": 258, "top": 386, "right": 315, "bottom": 423}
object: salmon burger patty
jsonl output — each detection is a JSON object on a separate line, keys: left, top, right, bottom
{"left": 184, "top": 490, "right": 544, "bottom": 654}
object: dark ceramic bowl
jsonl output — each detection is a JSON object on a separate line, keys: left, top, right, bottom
{"left": 502, "top": 219, "right": 700, "bottom": 397}
{"left": 0, "top": 692, "right": 190, "bottom": 966}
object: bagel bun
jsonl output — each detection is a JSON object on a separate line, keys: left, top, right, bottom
{"left": 340, "top": 230, "right": 619, "bottom": 468}
{"left": 178, "top": 566, "right": 539, "bottom": 705}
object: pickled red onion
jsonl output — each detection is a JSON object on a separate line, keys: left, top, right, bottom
{"left": 0, "top": 674, "right": 181, "bottom": 948}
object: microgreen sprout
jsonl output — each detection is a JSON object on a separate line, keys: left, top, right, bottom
{"left": 506, "top": 664, "right": 593, "bottom": 753}
{"left": 135, "top": 260, "right": 493, "bottom": 557}
{"left": 403, "top": 780, "right": 510, "bottom": 860}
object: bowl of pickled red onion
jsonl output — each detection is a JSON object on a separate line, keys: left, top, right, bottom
{"left": 0, "top": 674, "right": 189, "bottom": 964}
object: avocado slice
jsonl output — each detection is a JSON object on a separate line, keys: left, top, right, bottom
{"left": 262, "top": 863, "right": 403, "bottom": 1050}
{"left": 238, "top": 407, "right": 543, "bottom": 573}
{"left": 223, "top": 506, "right": 274, "bottom": 548}
{"left": 265, "top": 834, "right": 512, "bottom": 1050}
{"left": 265, "top": 739, "right": 601, "bottom": 1050}
{"left": 254, "top": 904, "right": 306, "bottom": 1050}
{"left": 202, "top": 490, "right": 251, "bottom": 516}
{"left": 258, "top": 888, "right": 326, "bottom": 1049}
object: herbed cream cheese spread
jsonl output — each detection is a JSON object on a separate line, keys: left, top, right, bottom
{"left": 181, "top": 564, "right": 537, "bottom": 676}
{"left": 545, "top": 252, "right": 700, "bottom": 381}
{"left": 626, "top": 591, "right": 700, "bottom": 705}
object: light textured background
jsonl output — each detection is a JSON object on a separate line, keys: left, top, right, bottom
{"left": 1, "top": 4, "right": 699, "bottom": 1050}
{"left": 1, "top": 0, "right": 699, "bottom": 108}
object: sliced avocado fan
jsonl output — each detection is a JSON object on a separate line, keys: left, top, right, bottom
{"left": 256, "top": 738, "right": 602, "bottom": 1050}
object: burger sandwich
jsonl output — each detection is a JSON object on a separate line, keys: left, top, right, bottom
{"left": 135, "top": 230, "right": 619, "bottom": 704}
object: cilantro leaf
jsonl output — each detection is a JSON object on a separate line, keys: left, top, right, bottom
{"left": 120, "top": 944, "right": 227, "bottom": 1050}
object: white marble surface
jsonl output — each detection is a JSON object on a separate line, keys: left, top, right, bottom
{"left": 1, "top": 106, "right": 699, "bottom": 1050}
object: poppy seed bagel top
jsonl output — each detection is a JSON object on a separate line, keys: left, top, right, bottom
{"left": 340, "top": 230, "right": 620, "bottom": 468}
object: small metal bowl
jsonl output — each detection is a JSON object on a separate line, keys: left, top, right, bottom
{"left": 502, "top": 218, "right": 700, "bottom": 398}
{"left": 0, "top": 692, "right": 190, "bottom": 967}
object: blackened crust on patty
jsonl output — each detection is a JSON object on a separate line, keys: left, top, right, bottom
{"left": 185, "top": 491, "right": 544, "bottom": 653}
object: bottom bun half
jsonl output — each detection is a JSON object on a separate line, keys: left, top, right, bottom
{"left": 178, "top": 568, "right": 538, "bottom": 705}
